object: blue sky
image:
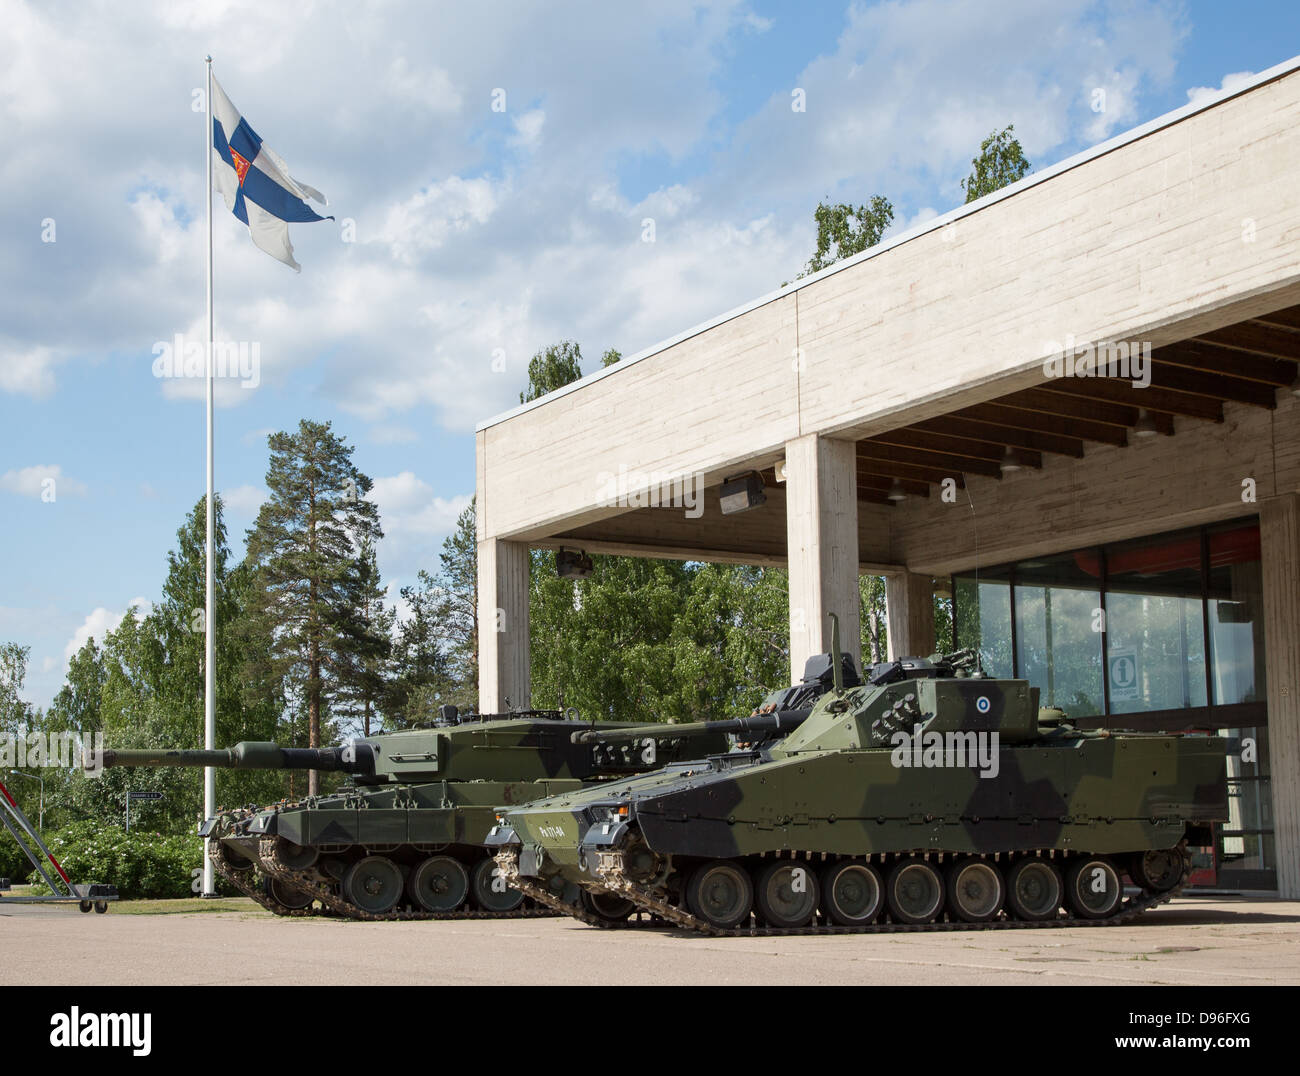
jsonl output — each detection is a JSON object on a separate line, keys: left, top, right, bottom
{"left": 3, "top": 0, "right": 1299, "bottom": 709}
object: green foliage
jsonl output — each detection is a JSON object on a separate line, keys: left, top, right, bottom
{"left": 245, "top": 420, "right": 383, "bottom": 791}
{"left": 961, "top": 125, "right": 1031, "bottom": 203}
{"left": 800, "top": 195, "right": 894, "bottom": 277}
{"left": 0, "top": 831, "right": 32, "bottom": 884}
{"left": 600, "top": 348, "right": 622, "bottom": 368}
{"left": 389, "top": 500, "right": 479, "bottom": 723}
{"left": 520, "top": 340, "right": 584, "bottom": 404}
{"left": 23, "top": 820, "right": 220, "bottom": 900}
{"left": 1, "top": 642, "right": 34, "bottom": 740}
{"left": 334, "top": 538, "right": 395, "bottom": 737}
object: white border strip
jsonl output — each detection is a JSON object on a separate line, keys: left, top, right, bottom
{"left": 477, "top": 53, "right": 1300, "bottom": 433}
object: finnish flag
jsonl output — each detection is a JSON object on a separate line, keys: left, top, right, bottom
{"left": 210, "top": 76, "right": 332, "bottom": 271}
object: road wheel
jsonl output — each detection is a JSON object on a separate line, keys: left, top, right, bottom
{"left": 754, "top": 860, "right": 819, "bottom": 928}
{"left": 272, "top": 836, "right": 319, "bottom": 871}
{"left": 93, "top": 902, "right": 108, "bottom": 914}
{"left": 78, "top": 901, "right": 92, "bottom": 914}
{"left": 215, "top": 842, "right": 256, "bottom": 873}
{"left": 408, "top": 855, "right": 470, "bottom": 913}
{"left": 819, "top": 860, "right": 883, "bottom": 926}
{"left": 1129, "top": 848, "right": 1184, "bottom": 893}
{"left": 266, "top": 877, "right": 314, "bottom": 911}
{"left": 580, "top": 888, "right": 636, "bottom": 926}
{"left": 470, "top": 856, "right": 525, "bottom": 913}
{"left": 1006, "top": 857, "right": 1062, "bottom": 921}
{"left": 945, "top": 858, "right": 1004, "bottom": 923}
{"left": 885, "top": 858, "right": 944, "bottom": 924}
{"left": 686, "top": 860, "right": 753, "bottom": 930}
{"left": 343, "top": 856, "right": 403, "bottom": 915}
{"left": 1065, "top": 856, "right": 1122, "bottom": 919}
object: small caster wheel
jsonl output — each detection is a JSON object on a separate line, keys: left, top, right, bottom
{"left": 78, "top": 901, "right": 93, "bottom": 913}
{"left": 94, "top": 901, "right": 109, "bottom": 914}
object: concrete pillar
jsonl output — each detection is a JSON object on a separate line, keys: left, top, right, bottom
{"left": 784, "top": 434, "right": 861, "bottom": 683}
{"left": 1260, "top": 494, "right": 1300, "bottom": 898}
{"left": 885, "top": 572, "right": 936, "bottom": 660}
{"left": 477, "top": 538, "right": 531, "bottom": 714}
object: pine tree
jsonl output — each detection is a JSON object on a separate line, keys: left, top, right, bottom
{"left": 334, "top": 538, "right": 394, "bottom": 737}
{"left": 245, "top": 420, "right": 382, "bottom": 794}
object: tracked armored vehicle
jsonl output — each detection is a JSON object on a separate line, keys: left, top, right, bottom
{"left": 491, "top": 640, "right": 1229, "bottom": 935}
{"left": 96, "top": 657, "right": 852, "bottom": 922}
{"left": 96, "top": 708, "right": 728, "bottom": 920}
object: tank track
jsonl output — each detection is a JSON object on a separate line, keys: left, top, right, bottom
{"left": 493, "top": 848, "right": 645, "bottom": 929}
{"left": 205, "top": 833, "right": 319, "bottom": 918}
{"left": 257, "top": 836, "right": 556, "bottom": 923}
{"left": 499, "top": 845, "right": 1189, "bottom": 937}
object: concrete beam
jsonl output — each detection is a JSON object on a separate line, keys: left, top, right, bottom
{"left": 785, "top": 435, "right": 861, "bottom": 682}
{"left": 477, "top": 539, "right": 531, "bottom": 713}
{"left": 1261, "top": 493, "right": 1300, "bottom": 898}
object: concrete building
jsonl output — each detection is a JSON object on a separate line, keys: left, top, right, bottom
{"left": 476, "top": 58, "right": 1300, "bottom": 896}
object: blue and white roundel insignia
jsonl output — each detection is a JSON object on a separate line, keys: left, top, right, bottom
{"left": 976, "top": 696, "right": 991, "bottom": 713}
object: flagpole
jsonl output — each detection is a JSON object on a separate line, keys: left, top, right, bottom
{"left": 202, "top": 54, "right": 217, "bottom": 898}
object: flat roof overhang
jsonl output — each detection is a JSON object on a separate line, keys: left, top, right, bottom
{"left": 476, "top": 55, "right": 1300, "bottom": 566}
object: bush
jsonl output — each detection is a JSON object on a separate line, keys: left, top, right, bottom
{"left": 23, "top": 820, "right": 224, "bottom": 899}
{"left": 0, "top": 832, "right": 35, "bottom": 886}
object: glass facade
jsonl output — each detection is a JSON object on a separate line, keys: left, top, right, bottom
{"left": 952, "top": 517, "right": 1272, "bottom": 891}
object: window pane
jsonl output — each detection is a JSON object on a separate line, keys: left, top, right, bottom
{"left": 1207, "top": 521, "right": 1266, "bottom": 706}
{"left": 1104, "top": 529, "right": 1206, "bottom": 715}
{"left": 1013, "top": 554, "right": 1103, "bottom": 717}
{"left": 953, "top": 572, "right": 1012, "bottom": 678}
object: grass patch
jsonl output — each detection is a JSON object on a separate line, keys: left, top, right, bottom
{"left": 111, "top": 897, "right": 270, "bottom": 916}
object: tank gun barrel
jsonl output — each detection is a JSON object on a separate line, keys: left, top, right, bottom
{"left": 88, "top": 741, "right": 375, "bottom": 776}
{"left": 572, "top": 711, "right": 810, "bottom": 745}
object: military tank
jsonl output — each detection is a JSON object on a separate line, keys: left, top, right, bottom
{"left": 94, "top": 657, "right": 853, "bottom": 922}
{"left": 490, "top": 629, "right": 1229, "bottom": 935}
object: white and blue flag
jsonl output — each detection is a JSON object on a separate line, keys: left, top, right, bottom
{"left": 210, "top": 76, "right": 331, "bottom": 271}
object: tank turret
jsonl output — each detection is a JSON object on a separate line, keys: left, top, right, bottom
{"left": 85, "top": 659, "right": 850, "bottom": 922}
{"left": 493, "top": 630, "right": 1230, "bottom": 934}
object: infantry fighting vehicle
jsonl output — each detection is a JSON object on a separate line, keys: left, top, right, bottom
{"left": 490, "top": 633, "right": 1229, "bottom": 935}
{"left": 94, "top": 657, "right": 853, "bottom": 922}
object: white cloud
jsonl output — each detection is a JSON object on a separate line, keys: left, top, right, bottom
{"left": 221, "top": 484, "right": 267, "bottom": 516}
{"left": 371, "top": 471, "right": 433, "bottom": 514}
{"left": 1, "top": 464, "right": 87, "bottom": 498}
{"left": 1081, "top": 66, "right": 1142, "bottom": 143}
{"left": 242, "top": 427, "right": 277, "bottom": 446}
{"left": 0, "top": 346, "right": 59, "bottom": 397}
{"left": 379, "top": 175, "right": 500, "bottom": 264}
{"left": 1186, "top": 70, "right": 1256, "bottom": 108}
{"left": 0, "top": 0, "right": 1192, "bottom": 440}
{"left": 369, "top": 424, "right": 420, "bottom": 444}
{"left": 509, "top": 109, "right": 546, "bottom": 152}
{"left": 64, "top": 598, "right": 152, "bottom": 660}
{"left": 370, "top": 472, "right": 471, "bottom": 581}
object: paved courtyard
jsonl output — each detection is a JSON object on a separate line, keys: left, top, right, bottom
{"left": 2, "top": 895, "right": 1298, "bottom": 986}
